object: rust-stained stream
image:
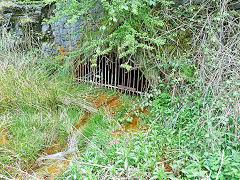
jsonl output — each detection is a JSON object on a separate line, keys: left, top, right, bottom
{"left": 0, "top": 93, "right": 177, "bottom": 179}
{"left": 21, "top": 93, "right": 146, "bottom": 179}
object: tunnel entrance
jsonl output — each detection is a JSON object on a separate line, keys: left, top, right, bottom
{"left": 74, "top": 54, "right": 150, "bottom": 95}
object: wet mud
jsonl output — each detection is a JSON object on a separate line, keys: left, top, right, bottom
{"left": 159, "top": 156, "right": 178, "bottom": 178}
{"left": 112, "top": 105, "right": 148, "bottom": 136}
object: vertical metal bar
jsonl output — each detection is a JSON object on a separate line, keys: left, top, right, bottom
{"left": 94, "top": 58, "right": 99, "bottom": 86}
{"left": 145, "top": 77, "right": 148, "bottom": 93}
{"left": 108, "top": 56, "right": 110, "bottom": 90}
{"left": 99, "top": 57, "right": 101, "bottom": 87}
{"left": 141, "top": 72, "right": 144, "bottom": 97}
{"left": 115, "top": 55, "right": 117, "bottom": 91}
{"left": 100, "top": 57, "right": 102, "bottom": 87}
{"left": 93, "top": 59, "right": 97, "bottom": 87}
{"left": 147, "top": 79, "right": 150, "bottom": 93}
{"left": 110, "top": 54, "right": 113, "bottom": 90}
{"left": 129, "top": 60, "right": 132, "bottom": 95}
{"left": 123, "top": 62, "right": 126, "bottom": 94}
{"left": 90, "top": 60, "right": 92, "bottom": 83}
{"left": 85, "top": 62, "right": 87, "bottom": 84}
{"left": 111, "top": 55, "right": 114, "bottom": 90}
{"left": 105, "top": 56, "right": 107, "bottom": 88}
{"left": 89, "top": 60, "right": 91, "bottom": 83}
{"left": 83, "top": 63, "right": 85, "bottom": 83}
{"left": 133, "top": 68, "right": 135, "bottom": 96}
{"left": 92, "top": 66, "right": 95, "bottom": 87}
{"left": 87, "top": 60, "right": 89, "bottom": 84}
{"left": 95, "top": 65, "right": 97, "bottom": 86}
{"left": 82, "top": 63, "right": 83, "bottom": 83}
{"left": 89, "top": 60, "right": 92, "bottom": 85}
{"left": 79, "top": 63, "right": 82, "bottom": 83}
{"left": 90, "top": 60, "right": 92, "bottom": 84}
{"left": 82, "top": 62, "right": 84, "bottom": 84}
{"left": 84, "top": 62, "right": 86, "bottom": 84}
{"left": 127, "top": 70, "right": 130, "bottom": 94}
{"left": 78, "top": 64, "right": 80, "bottom": 83}
{"left": 85, "top": 61, "right": 87, "bottom": 84}
{"left": 120, "top": 58, "right": 123, "bottom": 93}
{"left": 117, "top": 57, "right": 120, "bottom": 92}
{"left": 129, "top": 61, "right": 134, "bottom": 95}
{"left": 101, "top": 56, "right": 104, "bottom": 87}
{"left": 137, "top": 69, "right": 140, "bottom": 96}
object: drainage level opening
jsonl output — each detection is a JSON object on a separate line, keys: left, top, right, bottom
{"left": 75, "top": 54, "right": 150, "bottom": 95}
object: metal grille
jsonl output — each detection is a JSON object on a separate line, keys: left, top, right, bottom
{"left": 74, "top": 54, "right": 149, "bottom": 95}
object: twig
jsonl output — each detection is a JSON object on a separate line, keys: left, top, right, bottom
{"left": 216, "top": 150, "right": 224, "bottom": 180}
{"left": 144, "top": 115, "right": 161, "bottom": 140}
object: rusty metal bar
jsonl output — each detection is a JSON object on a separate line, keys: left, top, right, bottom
{"left": 89, "top": 60, "right": 91, "bottom": 83}
{"left": 111, "top": 55, "right": 113, "bottom": 90}
{"left": 92, "top": 66, "right": 95, "bottom": 86}
{"left": 78, "top": 64, "right": 80, "bottom": 83}
{"left": 123, "top": 65, "right": 126, "bottom": 93}
{"left": 83, "top": 62, "right": 85, "bottom": 84}
{"left": 137, "top": 69, "right": 140, "bottom": 96}
{"left": 75, "top": 55, "right": 149, "bottom": 96}
{"left": 79, "top": 63, "right": 82, "bottom": 82}
{"left": 118, "top": 57, "right": 121, "bottom": 92}
{"left": 107, "top": 56, "right": 109, "bottom": 89}
{"left": 95, "top": 59, "right": 98, "bottom": 86}
{"left": 90, "top": 61, "right": 93, "bottom": 84}
{"left": 85, "top": 62, "right": 87, "bottom": 84}
{"left": 73, "top": 77, "right": 144, "bottom": 95}
{"left": 118, "top": 85, "right": 136, "bottom": 92}
{"left": 115, "top": 55, "right": 118, "bottom": 91}
{"left": 97, "top": 57, "right": 99, "bottom": 85}
{"left": 94, "top": 64, "right": 97, "bottom": 86}
{"left": 102, "top": 57, "right": 104, "bottom": 87}
{"left": 132, "top": 68, "right": 135, "bottom": 96}
{"left": 105, "top": 56, "right": 107, "bottom": 88}
{"left": 127, "top": 70, "right": 130, "bottom": 94}
{"left": 147, "top": 79, "right": 150, "bottom": 93}
{"left": 141, "top": 73, "right": 144, "bottom": 97}
{"left": 145, "top": 76, "right": 148, "bottom": 92}
{"left": 107, "top": 57, "right": 110, "bottom": 89}
{"left": 123, "top": 62, "right": 126, "bottom": 94}
{"left": 99, "top": 57, "right": 101, "bottom": 87}
{"left": 87, "top": 61, "right": 89, "bottom": 83}
{"left": 81, "top": 63, "right": 84, "bottom": 82}
{"left": 82, "top": 63, "right": 84, "bottom": 84}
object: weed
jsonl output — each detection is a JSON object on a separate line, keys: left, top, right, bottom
{"left": 0, "top": 27, "right": 93, "bottom": 176}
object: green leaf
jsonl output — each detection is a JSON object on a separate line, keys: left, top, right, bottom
{"left": 120, "top": 63, "right": 132, "bottom": 71}
{"left": 120, "top": 5, "right": 128, "bottom": 10}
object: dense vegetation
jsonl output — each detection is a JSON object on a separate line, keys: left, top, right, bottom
{"left": 0, "top": 0, "right": 240, "bottom": 179}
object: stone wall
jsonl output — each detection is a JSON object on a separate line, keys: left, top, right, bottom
{"left": 0, "top": 0, "right": 84, "bottom": 55}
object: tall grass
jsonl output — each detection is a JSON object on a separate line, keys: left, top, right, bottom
{"left": 0, "top": 27, "right": 95, "bottom": 177}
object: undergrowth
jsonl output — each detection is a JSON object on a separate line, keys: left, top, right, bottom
{"left": 0, "top": 28, "right": 93, "bottom": 176}
{"left": 58, "top": 1, "right": 240, "bottom": 179}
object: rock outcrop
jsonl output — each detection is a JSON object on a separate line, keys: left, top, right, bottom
{"left": 0, "top": 0, "right": 83, "bottom": 55}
